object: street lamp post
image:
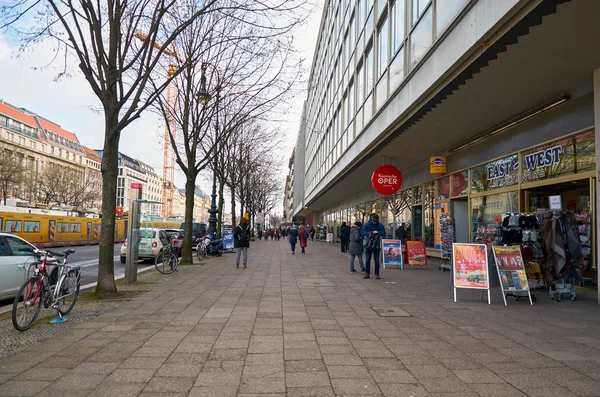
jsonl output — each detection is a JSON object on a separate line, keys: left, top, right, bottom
{"left": 198, "top": 62, "right": 221, "bottom": 237}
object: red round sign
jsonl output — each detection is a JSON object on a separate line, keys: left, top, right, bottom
{"left": 371, "top": 165, "right": 403, "bottom": 195}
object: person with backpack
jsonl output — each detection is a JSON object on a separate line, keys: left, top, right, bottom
{"left": 299, "top": 225, "right": 309, "bottom": 254}
{"left": 234, "top": 217, "right": 250, "bottom": 268}
{"left": 288, "top": 225, "right": 299, "bottom": 254}
{"left": 360, "top": 213, "right": 386, "bottom": 279}
{"left": 349, "top": 221, "right": 365, "bottom": 273}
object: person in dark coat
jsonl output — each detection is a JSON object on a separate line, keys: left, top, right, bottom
{"left": 288, "top": 225, "right": 299, "bottom": 254}
{"left": 299, "top": 225, "right": 309, "bottom": 254}
{"left": 340, "top": 221, "right": 351, "bottom": 253}
{"left": 360, "top": 214, "right": 386, "bottom": 279}
{"left": 349, "top": 221, "right": 365, "bottom": 273}
{"left": 234, "top": 217, "right": 250, "bottom": 268}
{"left": 395, "top": 223, "right": 406, "bottom": 246}
{"left": 309, "top": 226, "right": 315, "bottom": 241}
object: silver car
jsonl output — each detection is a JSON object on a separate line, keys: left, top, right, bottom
{"left": 0, "top": 232, "right": 57, "bottom": 300}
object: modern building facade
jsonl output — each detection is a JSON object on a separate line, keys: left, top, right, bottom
{"left": 294, "top": 0, "right": 600, "bottom": 299}
{"left": 283, "top": 148, "right": 295, "bottom": 222}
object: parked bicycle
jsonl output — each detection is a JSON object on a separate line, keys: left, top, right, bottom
{"left": 196, "top": 238, "right": 207, "bottom": 261}
{"left": 12, "top": 249, "right": 81, "bottom": 332}
{"left": 155, "top": 242, "right": 179, "bottom": 274}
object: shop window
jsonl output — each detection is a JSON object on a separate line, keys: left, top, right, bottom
{"left": 423, "top": 182, "right": 435, "bottom": 247}
{"left": 471, "top": 154, "right": 518, "bottom": 193}
{"left": 521, "top": 129, "right": 595, "bottom": 184}
{"left": 436, "top": 175, "right": 450, "bottom": 200}
{"left": 451, "top": 171, "right": 468, "bottom": 197}
{"left": 413, "top": 185, "right": 423, "bottom": 205}
{"left": 471, "top": 191, "right": 518, "bottom": 243}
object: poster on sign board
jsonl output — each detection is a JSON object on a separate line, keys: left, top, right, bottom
{"left": 549, "top": 195, "right": 562, "bottom": 210}
{"left": 382, "top": 239, "right": 403, "bottom": 269}
{"left": 452, "top": 243, "right": 490, "bottom": 304}
{"left": 407, "top": 240, "right": 427, "bottom": 266}
{"left": 492, "top": 246, "right": 532, "bottom": 306}
{"left": 326, "top": 233, "right": 334, "bottom": 243}
{"left": 223, "top": 233, "right": 234, "bottom": 251}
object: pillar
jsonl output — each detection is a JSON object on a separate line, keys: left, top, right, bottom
{"left": 594, "top": 68, "right": 600, "bottom": 304}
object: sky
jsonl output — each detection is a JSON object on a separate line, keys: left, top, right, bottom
{"left": 0, "top": 3, "right": 322, "bottom": 214}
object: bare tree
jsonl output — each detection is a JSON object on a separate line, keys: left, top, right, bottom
{"left": 0, "top": 0, "right": 248, "bottom": 293}
{"left": 152, "top": 2, "right": 306, "bottom": 265}
{"left": 34, "top": 163, "right": 102, "bottom": 209}
{"left": 0, "top": 149, "right": 24, "bottom": 205}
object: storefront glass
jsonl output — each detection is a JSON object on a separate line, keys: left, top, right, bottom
{"left": 471, "top": 191, "right": 518, "bottom": 243}
{"left": 414, "top": 185, "right": 423, "bottom": 205}
{"left": 436, "top": 175, "right": 450, "bottom": 200}
{"left": 424, "top": 182, "right": 435, "bottom": 247}
{"left": 451, "top": 171, "right": 469, "bottom": 197}
{"left": 521, "top": 129, "right": 595, "bottom": 184}
{"left": 471, "top": 154, "right": 519, "bottom": 193}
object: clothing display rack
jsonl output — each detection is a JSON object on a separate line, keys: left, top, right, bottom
{"left": 542, "top": 210, "right": 582, "bottom": 302}
{"left": 439, "top": 213, "right": 454, "bottom": 272}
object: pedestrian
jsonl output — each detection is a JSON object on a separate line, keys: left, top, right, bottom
{"left": 289, "top": 225, "right": 298, "bottom": 254}
{"left": 310, "top": 226, "right": 315, "bottom": 241}
{"left": 395, "top": 223, "right": 406, "bottom": 246}
{"left": 340, "top": 221, "right": 350, "bottom": 253}
{"left": 360, "top": 213, "right": 386, "bottom": 279}
{"left": 349, "top": 221, "right": 365, "bottom": 273}
{"left": 299, "top": 225, "right": 309, "bottom": 254}
{"left": 234, "top": 217, "right": 250, "bottom": 269}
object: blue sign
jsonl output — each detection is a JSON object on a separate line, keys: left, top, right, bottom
{"left": 431, "top": 157, "right": 445, "bottom": 165}
{"left": 223, "top": 233, "right": 234, "bottom": 250}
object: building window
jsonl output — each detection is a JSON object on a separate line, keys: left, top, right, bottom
{"left": 436, "top": 0, "right": 469, "bottom": 35}
{"left": 389, "top": 48, "right": 405, "bottom": 91}
{"left": 377, "top": 16, "right": 389, "bottom": 76}
{"left": 412, "top": 0, "right": 430, "bottom": 26}
{"left": 410, "top": 4, "right": 432, "bottom": 68}
{"left": 364, "top": 44, "right": 374, "bottom": 97}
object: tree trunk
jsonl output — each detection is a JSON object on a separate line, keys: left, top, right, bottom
{"left": 217, "top": 178, "right": 225, "bottom": 238}
{"left": 96, "top": 119, "right": 120, "bottom": 294}
{"left": 181, "top": 173, "right": 196, "bottom": 265}
{"left": 230, "top": 185, "right": 237, "bottom": 227}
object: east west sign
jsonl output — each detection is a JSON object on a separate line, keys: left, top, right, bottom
{"left": 486, "top": 144, "right": 564, "bottom": 183}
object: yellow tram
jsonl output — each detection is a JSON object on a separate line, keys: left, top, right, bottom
{"left": 0, "top": 211, "right": 126, "bottom": 247}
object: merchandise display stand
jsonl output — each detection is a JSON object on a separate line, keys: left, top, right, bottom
{"left": 440, "top": 214, "right": 454, "bottom": 272}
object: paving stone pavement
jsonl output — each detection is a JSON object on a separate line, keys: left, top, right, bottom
{"left": 1, "top": 239, "right": 600, "bottom": 396}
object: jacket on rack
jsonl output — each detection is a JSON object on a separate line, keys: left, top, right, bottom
{"left": 542, "top": 211, "right": 582, "bottom": 283}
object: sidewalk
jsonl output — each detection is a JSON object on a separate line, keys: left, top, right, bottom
{"left": 1, "top": 240, "right": 600, "bottom": 396}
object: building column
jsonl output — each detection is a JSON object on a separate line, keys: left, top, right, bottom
{"left": 594, "top": 68, "right": 600, "bottom": 304}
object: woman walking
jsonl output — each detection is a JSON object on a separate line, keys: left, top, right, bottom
{"left": 234, "top": 217, "right": 250, "bottom": 269}
{"left": 288, "top": 225, "right": 298, "bottom": 254}
{"left": 299, "top": 225, "right": 309, "bottom": 254}
{"left": 349, "top": 221, "right": 365, "bottom": 273}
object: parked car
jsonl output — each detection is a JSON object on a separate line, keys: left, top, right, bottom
{"left": 164, "top": 229, "right": 184, "bottom": 256}
{"left": 0, "top": 232, "right": 57, "bottom": 300}
{"left": 180, "top": 222, "right": 207, "bottom": 249}
{"left": 120, "top": 228, "right": 170, "bottom": 263}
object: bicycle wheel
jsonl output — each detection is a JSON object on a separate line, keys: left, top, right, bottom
{"left": 155, "top": 251, "right": 178, "bottom": 274}
{"left": 196, "top": 243, "right": 206, "bottom": 261}
{"left": 166, "top": 252, "right": 179, "bottom": 273}
{"left": 57, "top": 270, "right": 80, "bottom": 316}
{"left": 12, "top": 277, "right": 43, "bottom": 331}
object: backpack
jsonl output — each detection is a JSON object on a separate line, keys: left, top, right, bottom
{"left": 239, "top": 226, "right": 248, "bottom": 241}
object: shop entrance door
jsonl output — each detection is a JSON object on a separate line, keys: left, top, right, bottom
{"left": 452, "top": 199, "right": 469, "bottom": 243}
{"left": 524, "top": 178, "right": 595, "bottom": 288}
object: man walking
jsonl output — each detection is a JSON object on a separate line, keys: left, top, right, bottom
{"left": 360, "top": 214, "right": 386, "bottom": 279}
{"left": 234, "top": 217, "right": 250, "bottom": 269}
{"left": 288, "top": 225, "right": 299, "bottom": 254}
{"left": 340, "top": 221, "right": 351, "bottom": 253}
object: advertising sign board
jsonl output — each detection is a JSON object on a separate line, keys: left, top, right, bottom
{"left": 492, "top": 246, "right": 532, "bottom": 306}
{"left": 382, "top": 239, "right": 403, "bottom": 269}
{"left": 453, "top": 243, "right": 490, "bottom": 304}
